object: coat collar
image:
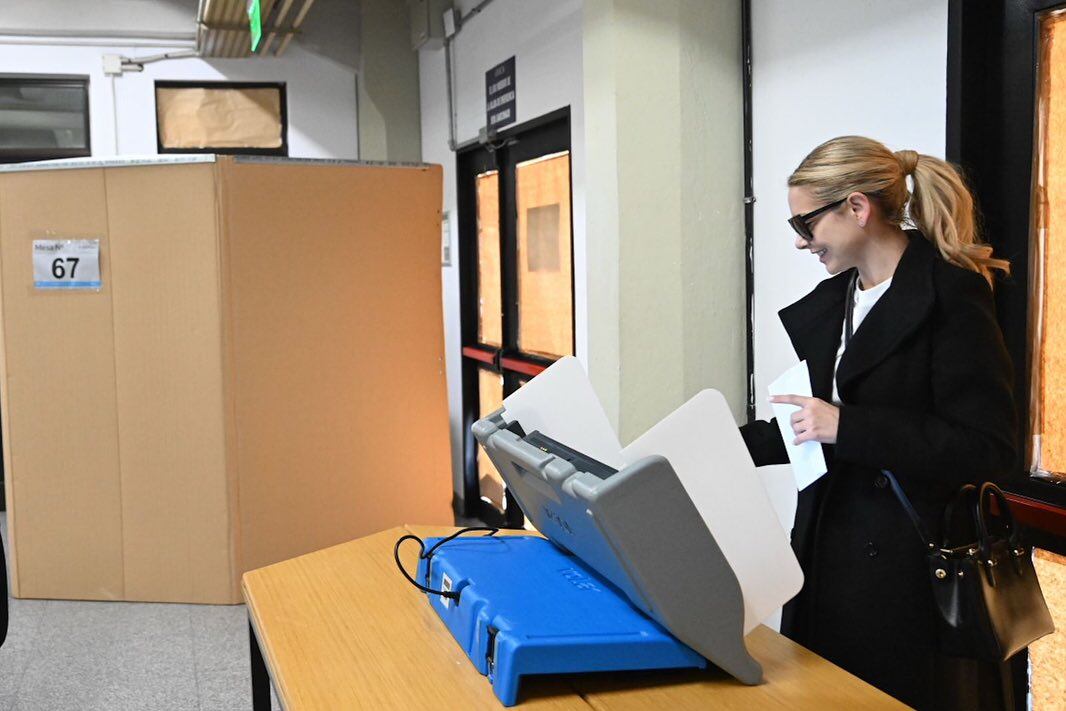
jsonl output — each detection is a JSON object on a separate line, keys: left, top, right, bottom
{"left": 778, "top": 230, "right": 936, "bottom": 400}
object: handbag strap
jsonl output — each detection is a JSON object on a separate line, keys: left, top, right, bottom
{"left": 881, "top": 470, "right": 937, "bottom": 551}
{"left": 844, "top": 271, "right": 858, "bottom": 346}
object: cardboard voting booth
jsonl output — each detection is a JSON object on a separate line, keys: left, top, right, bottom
{"left": 414, "top": 357, "right": 803, "bottom": 705}
{"left": 0, "top": 155, "right": 452, "bottom": 603}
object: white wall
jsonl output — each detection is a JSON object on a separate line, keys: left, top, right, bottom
{"left": 419, "top": 0, "right": 585, "bottom": 497}
{"left": 358, "top": 0, "right": 421, "bottom": 162}
{"left": 750, "top": 0, "right": 948, "bottom": 420}
{"left": 0, "top": 0, "right": 359, "bottom": 159}
{"left": 0, "top": 0, "right": 197, "bottom": 38}
{"left": 584, "top": 0, "right": 747, "bottom": 442}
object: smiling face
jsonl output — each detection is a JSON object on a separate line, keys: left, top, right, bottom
{"left": 787, "top": 186, "right": 871, "bottom": 275}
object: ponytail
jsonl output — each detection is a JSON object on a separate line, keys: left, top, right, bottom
{"left": 788, "top": 136, "right": 1009, "bottom": 284}
{"left": 906, "top": 152, "right": 1010, "bottom": 282}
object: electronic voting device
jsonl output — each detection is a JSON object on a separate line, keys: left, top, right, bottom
{"left": 405, "top": 400, "right": 767, "bottom": 706}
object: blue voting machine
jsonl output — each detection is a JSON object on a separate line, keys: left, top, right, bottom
{"left": 415, "top": 534, "right": 705, "bottom": 706}
{"left": 396, "top": 403, "right": 764, "bottom": 706}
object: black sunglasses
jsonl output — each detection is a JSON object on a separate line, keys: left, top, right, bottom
{"left": 787, "top": 197, "right": 847, "bottom": 242}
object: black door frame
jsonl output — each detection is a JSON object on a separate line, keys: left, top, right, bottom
{"left": 948, "top": 3, "right": 1066, "bottom": 707}
{"left": 947, "top": 0, "right": 1066, "bottom": 520}
{"left": 455, "top": 107, "right": 574, "bottom": 527}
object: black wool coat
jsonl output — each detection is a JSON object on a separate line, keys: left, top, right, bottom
{"left": 740, "top": 231, "right": 1017, "bottom": 710}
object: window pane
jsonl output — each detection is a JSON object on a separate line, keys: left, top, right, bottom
{"left": 515, "top": 151, "right": 573, "bottom": 358}
{"left": 1033, "top": 11, "right": 1066, "bottom": 479}
{"left": 0, "top": 80, "right": 89, "bottom": 154}
{"left": 1031, "top": 19, "right": 1066, "bottom": 698}
{"left": 477, "top": 368, "right": 505, "bottom": 508}
{"left": 156, "top": 85, "right": 284, "bottom": 149}
{"left": 476, "top": 170, "right": 502, "bottom": 347}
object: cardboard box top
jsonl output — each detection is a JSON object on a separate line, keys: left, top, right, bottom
{"left": 0, "top": 155, "right": 434, "bottom": 174}
{"left": 231, "top": 156, "right": 433, "bottom": 170}
{"left": 0, "top": 155, "right": 217, "bottom": 173}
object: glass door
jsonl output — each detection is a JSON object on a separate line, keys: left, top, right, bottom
{"left": 457, "top": 109, "right": 573, "bottom": 527}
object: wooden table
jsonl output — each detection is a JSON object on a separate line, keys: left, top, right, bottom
{"left": 242, "top": 525, "right": 905, "bottom": 710}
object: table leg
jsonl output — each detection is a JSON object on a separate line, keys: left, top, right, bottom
{"left": 249, "top": 619, "right": 272, "bottom": 711}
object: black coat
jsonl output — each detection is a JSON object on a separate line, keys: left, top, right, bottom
{"left": 740, "top": 231, "right": 1017, "bottom": 710}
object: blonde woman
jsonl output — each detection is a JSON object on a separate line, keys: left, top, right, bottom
{"left": 740, "top": 136, "right": 1017, "bottom": 710}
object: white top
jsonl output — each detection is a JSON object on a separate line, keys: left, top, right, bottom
{"left": 832, "top": 276, "right": 893, "bottom": 405}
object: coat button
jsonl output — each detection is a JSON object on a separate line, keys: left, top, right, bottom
{"left": 866, "top": 542, "right": 879, "bottom": 558}
{"left": 874, "top": 474, "right": 888, "bottom": 489}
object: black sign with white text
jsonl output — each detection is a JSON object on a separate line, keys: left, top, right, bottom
{"left": 486, "top": 56, "right": 516, "bottom": 130}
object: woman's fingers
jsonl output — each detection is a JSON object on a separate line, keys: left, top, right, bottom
{"left": 773, "top": 395, "right": 838, "bottom": 444}
{"left": 770, "top": 394, "right": 812, "bottom": 407}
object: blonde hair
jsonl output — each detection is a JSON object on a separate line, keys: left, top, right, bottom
{"left": 788, "top": 135, "right": 1009, "bottom": 282}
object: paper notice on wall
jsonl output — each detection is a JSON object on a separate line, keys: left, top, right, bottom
{"left": 33, "top": 239, "right": 101, "bottom": 290}
{"left": 768, "top": 360, "right": 828, "bottom": 490}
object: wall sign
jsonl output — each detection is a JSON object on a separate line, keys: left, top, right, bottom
{"left": 247, "top": 0, "right": 263, "bottom": 52}
{"left": 33, "top": 239, "right": 101, "bottom": 290}
{"left": 486, "top": 56, "right": 517, "bottom": 130}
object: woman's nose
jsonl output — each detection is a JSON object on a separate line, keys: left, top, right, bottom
{"left": 795, "top": 234, "right": 810, "bottom": 250}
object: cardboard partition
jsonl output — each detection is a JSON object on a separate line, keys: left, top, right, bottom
{"left": 105, "top": 163, "right": 236, "bottom": 603}
{"left": 0, "top": 157, "right": 452, "bottom": 603}
{"left": 0, "top": 168, "right": 125, "bottom": 601}
{"left": 220, "top": 158, "right": 453, "bottom": 572}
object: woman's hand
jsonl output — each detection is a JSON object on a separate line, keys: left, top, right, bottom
{"left": 769, "top": 395, "right": 840, "bottom": 445}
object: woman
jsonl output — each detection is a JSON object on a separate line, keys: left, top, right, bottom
{"left": 740, "top": 136, "right": 1017, "bottom": 710}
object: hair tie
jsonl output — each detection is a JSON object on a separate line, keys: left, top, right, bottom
{"left": 896, "top": 149, "right": 919, "bottom": 176}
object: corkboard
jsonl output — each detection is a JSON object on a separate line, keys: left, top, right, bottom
{"left": 476, "top": 171, "right": 502, "bottom": 347}
{"left": 1031, "top": 549, "right": 1066, "bottom": 710}
{"left": 1037, "top": 13, "right": 1066, "bottom": 474}
{"left": 515, "top": 151, "right": 573, "bottom": 358}
{"left": 156, "top": 86, "right": 283, "bottom": 149}
{"left": 476, "top": 368, "right": 505, "bottom": 508}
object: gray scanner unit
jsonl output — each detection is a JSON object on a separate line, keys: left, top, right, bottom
{"left": 472, "top": 408, "right": 763, "bottom": 685}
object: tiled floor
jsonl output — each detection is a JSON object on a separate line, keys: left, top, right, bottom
{"left": 0, "top": 515, "right": 281, "bottom": 711}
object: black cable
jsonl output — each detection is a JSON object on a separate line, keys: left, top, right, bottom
{"left": 393, "top": 527, "right": 499, "bottom": 602}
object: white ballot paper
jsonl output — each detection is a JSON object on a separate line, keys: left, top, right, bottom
{"left": 621, "top": 391, "right": 804, "bottom": 634}
{"left": 768, "top": 360, "right": 828, "bottom": 490}
{"left": 757, "top": 464, "right": 799, "bottom": 538}
{"left": 755, "top": 463, "right": 800, "bottom": 632}
{"left": 502, "top": 357, "right": 803, "bottom": 636}
{"left": 502, "top": 356, "right": 622, "bottom": 468}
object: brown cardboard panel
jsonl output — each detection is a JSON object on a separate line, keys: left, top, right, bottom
{"left": 219, "top": 159, "right": 452, "bottom": 572}
{"left": 157, "top": 87, "right": 284, "bottom": 149}
{"left": 0, "top": 169, "right": 125, "bottom": 600}
{"left": 105, "top": 164, "right": 238, "bottom": 603}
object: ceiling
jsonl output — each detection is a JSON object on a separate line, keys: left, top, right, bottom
{"left": 198, "top": 0, "right": 318, "bottom": 58}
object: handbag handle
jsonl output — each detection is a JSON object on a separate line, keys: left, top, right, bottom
{"left": 880, "top": 470, "right": 937, "bottom": 551}
{"left": 976, "top": 482, "right": 1022, "bottom": 561}
{"left": 940, "top": 483, "right": 978, "bottom": 549}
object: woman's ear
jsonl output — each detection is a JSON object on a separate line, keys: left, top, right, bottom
{"left": 847, "top": 191, "right": 871, "bottom": 228}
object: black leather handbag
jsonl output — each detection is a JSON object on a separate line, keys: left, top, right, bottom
{"left": 881, "top": 471, "right": 1055, "bottom": 662}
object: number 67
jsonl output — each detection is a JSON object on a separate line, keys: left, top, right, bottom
{"left": 51, "top": 257, "right": 79, "bottom": 279}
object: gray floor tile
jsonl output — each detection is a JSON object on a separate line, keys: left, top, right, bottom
{"left": 192, "top": 604, "right": 250, "bottom": 675}
{"left": 14, "top": 600, "right": 199, "bottom": 711}
{"left": 198, "top": 669, "right": 255, "bottom": 711}
{"left": 0, "top": 598, "right": 46, "bottom": 710}
{"left": 0, "top": 513, "right": 272, "bottom": 711}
